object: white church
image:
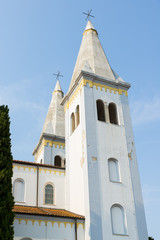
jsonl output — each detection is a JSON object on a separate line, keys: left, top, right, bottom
{"left": 12, "top": 20, "right": 148, "bottom": 240}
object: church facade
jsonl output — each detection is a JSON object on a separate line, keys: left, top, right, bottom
{"left": 12, "top": 20, "right": 148, "bottom": 240}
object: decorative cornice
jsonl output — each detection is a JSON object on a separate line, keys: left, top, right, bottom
{"left": 14, "top": 218, "right": 84, "bottom": 229}
{"left": 13, "top": 164, "right": 65, "bottom": 176}
{"left": 64, "top": 77, "right": 129, "bottom": 112}
{"left": 13, "top": 165, "right": 37, "bottom": 172}
{"left": 13, "top": 160, "right": 65, "bottom": 170}
{"left": 62, "top": 70, "right": 130, "bottom": 109}
{"left": 44, "top": 140, "right": 65, "bottom": 149}
{"left": 33, "top": 133, "right": 65, "bottom": 156}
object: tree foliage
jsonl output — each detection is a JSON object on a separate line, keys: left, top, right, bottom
{"left": 0, "top": 105, "right": 14, "bottom": 239}
{"left": 148, "top": 237, "right": 154, "bottom": 240}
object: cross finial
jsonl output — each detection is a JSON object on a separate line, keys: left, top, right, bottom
{"left": 53, "top": 71, "right": 63, "bottom": 81}
{"left": 83, "top": 9, "right": 94, "bottom": 21}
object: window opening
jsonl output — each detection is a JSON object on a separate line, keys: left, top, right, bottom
{"left": 13, "top": 179, "right": 25, "bottom": 202}
{"left": 109, "top": 103, "right": 118, "bottom": 124}
{"left": 45, "top": 184, "right": 54, "bottom": 204}
{"left": 54, "top": 155, "right": 61, "bottom": 167}
{"left": 111, "top": 204, "right": 127, "bottom": 235}
{"left": 108, "top": 158, "right": 120, "bottom": 182}
{"left": 96, "top": 100, "right": 105, "bottom": 122}
{"left": 71, "top": 112, "right": 75, "bottom": 133}
{"left": 75, "top": 105, "right": 80, "bottom": 127}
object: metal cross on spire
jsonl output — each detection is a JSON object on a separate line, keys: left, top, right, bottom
{"left": 53, "top": 71, "right": 63, "bottom": 81}
{"left": 83, "top": 9, "right": 94, "bottom": 21}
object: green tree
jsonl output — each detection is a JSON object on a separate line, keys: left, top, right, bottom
{"left": 0, "top": 105, "right": 14, "bottom": 240}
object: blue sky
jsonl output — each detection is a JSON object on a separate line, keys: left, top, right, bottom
{"left": 0, "top": 0, "right": 160, "bottom": 239}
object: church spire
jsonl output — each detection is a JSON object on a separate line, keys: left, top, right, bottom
{"left": 53, "top": 79, "right": 63, "bottom": 93}
{"left": 41, "top": 79, "right": 64, "bottom": 137}
{"left": 69, "top": 20, "right": 115, "bottom": 91}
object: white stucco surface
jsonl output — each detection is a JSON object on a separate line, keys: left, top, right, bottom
{"left": 12, "top": 162, "right": 65, "bottom": 209}
{"left": 14, "top": 215, "right": 84, "bottom": 240}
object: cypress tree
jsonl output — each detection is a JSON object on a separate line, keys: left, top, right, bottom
{"left": 0, "top": 105, "right": 14, "bottom": 240}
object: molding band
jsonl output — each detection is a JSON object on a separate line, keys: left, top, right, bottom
{"left": 64, "top": 78, "right": 128, "bottom": 111}
{"left": 14, "top": 218, "right": 84, "bottom": 229}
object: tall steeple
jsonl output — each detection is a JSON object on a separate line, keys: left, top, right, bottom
{"left": 63, "top": 19, "right": 148, "bottom": 240}
{"left": 69, "top": 20, "right": 115, "bottom": 90}
{"left": 33, "top": 79, "right": 65, "bottom": 164}
{"left": 41, "top": 79, "right": 65, "bottom": 137}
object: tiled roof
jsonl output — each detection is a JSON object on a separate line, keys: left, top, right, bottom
{"left": 13, "top": 205, "right": 85, "bottom": 220}
{"left": 13, "top": 160, "right": 65, "bottom": 170}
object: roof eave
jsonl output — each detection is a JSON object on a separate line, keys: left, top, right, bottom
{"left": 32, "top": 133, "right": 65, "bottom": 156}
{"left": 61, "top": 70, "right": 131, "bottom": 106}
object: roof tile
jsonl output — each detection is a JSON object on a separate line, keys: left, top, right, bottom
{"left": 13, "top": 205, "right": 85, "bottom": 220}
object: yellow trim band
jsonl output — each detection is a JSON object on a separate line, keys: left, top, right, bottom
{"left": 64, "top": 78, "right": 128, "bottom": 111}
{"left": 44, "top": 140, "right": 65, "bottom": 149}
{"left": 14, "top": 218, "right": 84, "bottom": 229}
{"left": 13, "top": 165, "right": 37, "bottom": 172}
{"left": 83, "top": 29, "right": 98, "bottom": 36}
{"left": 13, "top": 165, "right": 65, "bottom": 176}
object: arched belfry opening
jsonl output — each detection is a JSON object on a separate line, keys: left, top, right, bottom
{"left": 71, "top": 112, "right": 75, "bottom": 134}
{"left": 75, "top": 105, "right": 80, "bottom": 127}
{"left": 96, "top": 100, "right": 105, "bottom": 122}
{"left": 109, "top": 103, "right": 118, "bottom": 125}
{"left": 54, "top": 155, "right": 61, "bottom": 167}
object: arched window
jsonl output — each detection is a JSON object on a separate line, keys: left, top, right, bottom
{"left": 71, "top": 112, "right": 75, "bottom": 133}
{"left": 54, "top": 155, "right": 61, "bottom": 167}
{"left": 45, "top": 184, "right": 54, "bottom": 204}
{"left": 111, "top": 204, "right": 127, "bottom": 235}
{"left": 13, "top": 179, "right": 25, "bottom": 202}
{"left": 108, "top": 158, "right": 120, "bottom": 182}
{"left": 109, "top": 103, "right": 118, "bottom": 125}
{"left": 96, "top": 100, "right": 105, "bottom": 122}
{"left": 75, "top": 105, "right": 80, "bottom": 127}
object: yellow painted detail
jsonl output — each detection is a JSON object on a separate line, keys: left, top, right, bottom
{"left": 64, "top": 78, "right": 128, "bottom": 111}
{"left": 13, "top": 165, "right": 64, "bottom": 176}
{"left": 14, "top": 218, "right": 84, "bottom": 229}
{"left": 64, "top": 80, "right": 83, "bottom": 112}
{"left": 52, "top": 90, "right": 62, "bottom": 95}
{"left": 77, "top": 222, "right": 85, "bottom": 229}
{"left": 13, "top": 165, "right": 37, "bottom": 173}
{"left": 44, "top": 140, "right": 65, "bottom": 149}
{"left": 39, "top": 168, "right": 65, "bottom": 176}
{"left": 83, "top": 29, "right": 98, "bottom": 36}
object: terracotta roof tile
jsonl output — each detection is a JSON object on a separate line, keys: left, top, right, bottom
{"left": 13, "top": 205, "right": 85, "bottom": 220}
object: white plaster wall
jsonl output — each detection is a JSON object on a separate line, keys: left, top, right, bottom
{"left": 38, "top": 168, "right": 65, "bottom": 209}
{"left": 96, "top": 122, "right": 137, "bottom": 240}
{"left": 65, "top": 91, "right": 85, "bottom": 215}
{"left": 12, "top": 163, "right": 65, "bottom": 209}
{"left": 44, "top": 144, "right": 52, "bottom": 165}
{"left": 120, "top": 93, "right": 148, "bottom": 240}
{"left": 82, "top": 83, "right": 145, "bottom": 240}
{"left": 51, "top": 146, "right": 65, "bottom": 166}
{"left": 13, "top": 164, "right": 37, "bottom": 206}
{"left": 14, "top": 214, "right": 85, "bottom": 240}
{"left": 36, "top": 149, "right": 44, "bottom": 164}
{"left": 44, "top": 144, "right": 65, "bottom": 166}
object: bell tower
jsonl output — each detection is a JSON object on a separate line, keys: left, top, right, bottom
{"left": 62, "top": 20, "right": 148, "bottom": 240}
